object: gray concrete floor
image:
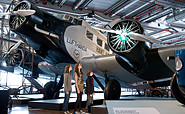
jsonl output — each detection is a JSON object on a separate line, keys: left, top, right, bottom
{"left": 8, "top": 94, "right": 185, "bottom": 114}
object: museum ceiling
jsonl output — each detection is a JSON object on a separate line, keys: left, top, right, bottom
{"left": 1, "top": 0, "right": 185, "bottom": 48}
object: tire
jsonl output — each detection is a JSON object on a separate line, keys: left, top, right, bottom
{"left": 43, "top": 81, "right": 59, "bottom": 99}
{"left": 171, "top": 73, "right": 185, "bottom": 105}
{"left": 104, "top": 79, "right": 121, "bottom": 100}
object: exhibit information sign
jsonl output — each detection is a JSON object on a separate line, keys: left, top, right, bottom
{"left": 113, "top": 107, "right": 160, "bottom": 114}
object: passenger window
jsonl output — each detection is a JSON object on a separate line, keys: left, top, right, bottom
{"left": 86, "top": 31, "right": 93, "bottom": 40}
{"left": 97, "top": 37, "right": 102, "bottom": 47}
{"left": 105, "top": 43, "right": 109, "bottom": 51}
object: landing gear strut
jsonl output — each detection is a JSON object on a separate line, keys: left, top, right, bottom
{"left": 104, "top": 79, "right": 121, "bottom": 100}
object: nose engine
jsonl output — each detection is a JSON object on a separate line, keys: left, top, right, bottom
{"left": 108, "top": 19, "right": 144, "bottom": 53}
{"left": 107, "top": 19, "right": 148, "bottom": 73}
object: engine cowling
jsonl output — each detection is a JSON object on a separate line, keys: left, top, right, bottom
{"left": 108, "top": 19, "right": 144, "bottom": 53}
{"left": 107, "top": 19, "right": 149, "bottom": 74}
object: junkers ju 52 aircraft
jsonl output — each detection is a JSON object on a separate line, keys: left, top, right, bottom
{"left": 2, "top": 0, "right": 185, "bottom": 105}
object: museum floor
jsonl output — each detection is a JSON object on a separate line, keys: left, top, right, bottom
{"left": 8, "top": 105, "right": 83, "bottom": 114}
{"left": 7, "top": 93, "right": 185, "bottom": 114}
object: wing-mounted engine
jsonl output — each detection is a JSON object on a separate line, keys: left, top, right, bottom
{"left": 6, "top": 47, "right": 24, "bottom": 67}
{"left": 107, "top": 19, "right": 149, "bottom": 74}
{"left": 5, "top": 44, "right": 45, "bottom": 78}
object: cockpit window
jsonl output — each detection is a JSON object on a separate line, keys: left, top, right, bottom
{"left": 61, "top": 14, "right": 82, "bottom": 25}
{"left": 86, "top": 31, "right": 93, "bottom": 40}
{"left": 105, "top": 43, "right": 110, "bottom": 51}
{"left": 63, "top": 15, "right": 70, "bottom": 20}
{"left": 97, "top": 37, "right": 102, "bottom": 47}
{"left": 69, "top": 17, "right": 73, "bottom": 22}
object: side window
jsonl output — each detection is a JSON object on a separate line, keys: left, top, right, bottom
{"left": 86, "top": 31, "right": 93, "bottom": 40}
{"left": 105, "top": 43, "right": 110, "bottom": 51}
{"left": 97, "top": 37, "right": 102, "bottom": 47}
{"left": 73, "top": 18, "right": 78, "bottom": 24}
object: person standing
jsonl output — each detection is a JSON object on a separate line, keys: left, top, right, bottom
{"left": 63, "top": 65, "right": 73, "bottom": 114}
{"left": 74, "top": 63, "right": 85, "bottom": 114}
{"left": 85, "top": 70, "right": 95, "bottom": 113}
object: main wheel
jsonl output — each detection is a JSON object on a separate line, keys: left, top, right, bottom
{"left": 171, "top": 73, "right": 185, "bottom": 105}
{"left": 43, "top": 81, "right": 59, "bottom": 99}
{"left": 104, "top": 79, "right": 121, "bottom": 100}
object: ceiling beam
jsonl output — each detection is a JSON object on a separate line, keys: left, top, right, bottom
{"left": 104, "top": 0, "right": 127, "bottom": 15}
{"left": 111, "top": 0, "right": 140, "bottom": 17}
{"left": 123, "top": 0, "right": 155, "bottom": 18}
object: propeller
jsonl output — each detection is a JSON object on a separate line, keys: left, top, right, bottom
{"left": 0, "top": 10, "right": 35, "bottom": 17}
{"left": 92, "top": 26, "right": 162, "bottom": 43}
{"left": 0, "top": 40, "right": 23, "bottom": 64}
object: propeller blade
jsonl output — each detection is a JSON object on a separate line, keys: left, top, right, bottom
{"left": 91, "top": 26, "right": 121, "bottom": 34}
{"left": 14, "top": 10, "right": 36, "bottom": 16}
{"left": 0, "top": 10, "right": 35, "bottom": 17}
{"left": 128, "top": 32, "right": 162, "bottom": 43}
{"left": 0, "top": 40, "right": 23, "bottom": 63}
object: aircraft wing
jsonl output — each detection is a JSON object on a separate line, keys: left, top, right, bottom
{"left": 157, "top": 43, "right": 185, "bottom": 52}
{"left": 80, "top": 54, "right": 144, "bottom": 87}
{"left": 38, "top": 62, "right": 68, "bottom": 76}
